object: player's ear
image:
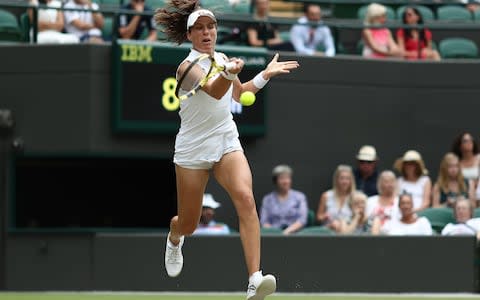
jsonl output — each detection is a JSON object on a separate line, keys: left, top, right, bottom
{"left": 186, "top": 29, "right": 192, "bottom": 42}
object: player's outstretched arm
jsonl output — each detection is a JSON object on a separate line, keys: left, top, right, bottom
{"left": 237, "top": 53, "right": 299, "bottom": 96}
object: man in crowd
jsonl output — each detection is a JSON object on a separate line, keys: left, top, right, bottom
{"left": 118, "top": 0, "right": 157, "bottom": 41}
{"left": 354, "top": 145, "right": 379, "bottom": 197}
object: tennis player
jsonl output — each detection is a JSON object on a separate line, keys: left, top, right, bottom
{"left": 155, "top": 1, "right": 299, "bottom": 299}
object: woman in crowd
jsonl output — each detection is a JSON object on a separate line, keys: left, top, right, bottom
{"left": 366, "top": 170, "right": 400, "bottom": 225}
{"left": 260, "top": 165, "right": 308, "bottom": 235}
{"left": 28, "top": 0, "right": 79, "bottom": 43}
{"left": 362, "top": 3, "right": 403, "bottom": 59}
{"left": 396, "top": 7, "right": 440, "bottom": 61}
{"left": 246, "top": 0, "right": 294, "bottom": 51}
{"left": 432, "top": 153, "right": 475, "bottom": 208}
{"left": 394, "top": 150, "right": 431, "bottom": 211}
{"left": 317, "top": 165, "right": 355, "bottom": 231}
{"left": 380, "top": 192, "right": 433, "bottom": 235}
{"left": 451, "top": 132, "right": 480, "bottom": 183}
{"left": 340, "top": 191, "right": 381, "bottom": 235}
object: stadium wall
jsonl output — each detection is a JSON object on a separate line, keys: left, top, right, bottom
{"left": 1, "top": 44, "right": 480, "bottom": 229}
{"left": 6, "top": 234, "right": 478, "bottom": 292}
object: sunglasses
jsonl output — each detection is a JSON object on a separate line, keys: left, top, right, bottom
{"left": 359, "top": 160, "right": 374, "bottom": 164}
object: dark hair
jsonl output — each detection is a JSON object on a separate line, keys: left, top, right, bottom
{"left": 398, "top": 191, "right": 413, "bottom": 205}
{"left": 154, "top": 0, "right": 200, "bottom": 44}
{"left": 451, "top": 132, "right": 479, "bottom": 159}
{"left": 303, "top": 2, "right": 319, "bottom": 14}
{"left": 401, "top": 7, "right": 427, "bottom": 52}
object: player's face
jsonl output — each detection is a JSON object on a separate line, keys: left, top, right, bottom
{"left": 187, "top": 17, "right": 217, "bottom": 55}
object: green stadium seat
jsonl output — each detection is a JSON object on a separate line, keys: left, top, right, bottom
{"left": 307, "top": 209, "right": 316, "bottom": 227}
{"left": 474, "top": 9, "right": 480, "bottom": 21}
{"left": 416, "top": 207, "right": 455, "bottom": 233}
{"left": 279, "top": 30, "right": 290, "bottom": 42}
{"left": 357, "top": 4, "right": 396, "bottom": 21}
{"left": 260, "top": 227, "right": 283, "bottom": 235}
{"left": 98, "top": 0, "right": 122, "bottom": 8}
{"left": 0, "top": 9, "right": 22, "bottom": 42}
{"left": 474, "top": 208, "right": 480, "bottom": 218}
{"left": 230, "top": 0, "right": 250, "bottom": 14}
{"left": 146, "top": 0, "right": 166, "bottom": 9}
{"left": 102, "top": 16, "right": 114, "bottom": 40}
{"left": 297, "top": 226, "right": 336, "bottom": 235}
{"left": 437, "top": 5, "right": 472, "bottom": 21}
{"left": 19, "top": 12, "right": 30, "bottom": 42}
{"left": 439, "top": 37, "right": 479, "bottom": 58}
{"left": 396, "top": 5, "right": 435, "bottom": 21}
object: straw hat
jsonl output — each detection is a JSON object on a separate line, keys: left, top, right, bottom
{"left": 394, "top": 150, "right": 428, "bottom": 175}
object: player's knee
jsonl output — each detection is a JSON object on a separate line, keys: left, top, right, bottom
{"left": 236, "top": 191, "right": 256, "bottom": 215}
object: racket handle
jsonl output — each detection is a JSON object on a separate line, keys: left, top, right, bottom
{"left": 224, "top": 61, "right": 236, "bottom": 71}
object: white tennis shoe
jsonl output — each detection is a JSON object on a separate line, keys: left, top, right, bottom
{"left": 246, "top": 271, "right": 277, "bottom": 300}
{"left": 164, "top": 233, "right": 184, "bottom": 277}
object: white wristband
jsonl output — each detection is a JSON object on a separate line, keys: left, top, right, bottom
{"left": 221, "top": 71, "right": 237, "bottom": 81}
{"left": 253, "top": 71, "right": 269, "bottom": 89}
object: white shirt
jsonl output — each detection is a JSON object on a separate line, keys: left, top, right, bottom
{"left": 398, "top": 175, "right": 430, "bottom": 210}
{"left": 64, "top": 0, "right": 102, "bottom": 38}
{"left": 324, "top": 190, "right": 352, "bottom": 221}
{"left": 366, "top": 195, "right": 400, "bottom": 222}
{"left": 462, "top": 166, "right": 479, "bottom": 181}
{"left": 441, "top": 218, "right": 480, "bottom": 236}
{"left": 30, "top": 0, "right": 61, "bottom": 24}
{"left": 382, "top": 217, "right": 433, "bottom": 236}
{"left": 289, "top": 16, "right": 335, "bottom": 57}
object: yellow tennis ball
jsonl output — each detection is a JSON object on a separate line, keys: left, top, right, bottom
{"left": 240, "top": 91, "right": 256, "bottom": 106}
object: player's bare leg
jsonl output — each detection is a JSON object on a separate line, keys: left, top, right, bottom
{"left": 165, "top": 165, "right": 209, "bottom": 277}
{"left": 214, "top": 151, "right": 276, "bottom": 299}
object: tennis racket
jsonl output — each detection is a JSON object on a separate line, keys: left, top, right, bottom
{"left": 175, "top": 54, "right": 236, "bottom": 101}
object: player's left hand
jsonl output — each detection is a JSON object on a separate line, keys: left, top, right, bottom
{"left": 263, "top": 53, "right": 299, "bottom": 80}
{"left": 227, "top": 57, "right": 244, "bottom": 74}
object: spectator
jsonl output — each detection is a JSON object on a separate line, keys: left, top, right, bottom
{"left": 317, "top": 164, "right": 355, "bottom": 230}
{"left": 441, "top": 198, "right": 480, "bottom": 237}
{"left": 64, "top": 0, "right": 104, "bottom": 43}
{"left": 193, "top": 194, "right": 230, "bottom": 235}
{"left": 394, "top": 150, "right": 432, "bottom": 211}
{"left": 362, "top": 3, "right": 403, "bottom": 59}
{"left": 451, "top": 132, "right": 480, "bottom": 182}
{"left": 260, "top": 165, "right": 308, "bottom": 235}
{"left": 289, "top": 3, "right": 335, "bottom": 57}
{"left": 396, "top": 7, "right": 440, "bottom": 61}
{"left": 118, "top": 0, "right": 157, "bottom": 41}
{"left": 246, "top": 0, "right": 294, "bottom": 51}
{"left": 432, "top": 152, "right": 475, "bottom": 208}
{"left": 354, "top": 145, "right": 379, "bottom": 197}
{"left": 340, "top": 191, "right": 381, "bottom": 235}
{"left": 28, "top": 0, "right": 79, "bottom": 43}
{"left": 366, "top": 170, "right": 400, "bottom": 225}
{"left": 381, "top": 192, "right": 433, "bottom": 235}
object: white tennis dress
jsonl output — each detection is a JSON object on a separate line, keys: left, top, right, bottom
{"left": 173, "top": 49, "right": 243, "bottom": 170}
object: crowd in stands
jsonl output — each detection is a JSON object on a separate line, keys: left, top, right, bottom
{"left": 197, "top": 132, "right": 480, "bottom": 237}
{"left": 8, "top": 0, "right": 477, "bottom": 59}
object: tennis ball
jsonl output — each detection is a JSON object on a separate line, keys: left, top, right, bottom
{"left": 240, "top": 91, "right": 256, "bottom": 106}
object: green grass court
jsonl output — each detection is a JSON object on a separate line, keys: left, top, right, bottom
{"left": 0, "top": 294, "right": 479, "bottom": 300}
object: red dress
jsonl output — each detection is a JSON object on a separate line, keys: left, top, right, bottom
{"left": 396, "top": 28, "right": 432, "bottom": 60}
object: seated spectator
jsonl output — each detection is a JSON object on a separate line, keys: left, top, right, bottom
{"left": 28, "top": 0, "right": 79, "bottom": 44}
{"left": 289, "top": 3, "right": 335, "bottom": 57}
{"left": 362, "top": 3, "right": 403, "bottom": 59}
{"left": 354, "top": 145, "right": 379, "bottom": 197}
{"left": 394, "top": 150, "right": 432, "bottom": 211}
{"left": 441, "top": 198, "right": 480, "bottom": 237}
{"left": 246, "top": 0, "right": 294, "bottom": 51}
{"left": 366, "top": 170, "right": 400, "bottom": 225}
{"left": 118, "top": 0, "right": 157, "bottom": 41}
{"left": 396, "top": 7, "right": 440, "bottom": 61}
{"left": 64, "top": 0, "right": 104, "bottom": 43}
{"left": 380, "top": 192, "right": 433, "bottom": 235}
{"left": 340, "top": 191, "right": 381, "bottom": 235}
{"left": 193, "top": 194, "right": 230, "bottom": 235}
{"left": 317, "top": 165, "right": 355, "bottom": 230}
{"left": 260, "top": 165, "right": 308, "bottom": 235}
{"left": 451, "top": 132, "right": 480, "bottom": 183}
{"left": 432, "top": 152, "right": 475, "bottom": 208}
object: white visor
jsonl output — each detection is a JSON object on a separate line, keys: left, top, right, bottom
{"left": 186, "top": 9, "right": 216, "bottom": 30}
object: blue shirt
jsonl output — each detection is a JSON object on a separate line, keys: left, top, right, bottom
{"left": 260, "top": 189, "right": 308, "bottom": 229}
{"left": 354, "top": 169, "right": 378, "bottom": 197}
{"left": 289, "top": 16, "right": 335, "bottom": 56}
{"left": 118, "top": 4, "right": 155, "bottom": 40}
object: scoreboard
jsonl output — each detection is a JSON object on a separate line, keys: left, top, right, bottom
{"left": 112, "top": 40, "right": 268, "bottom": 136}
